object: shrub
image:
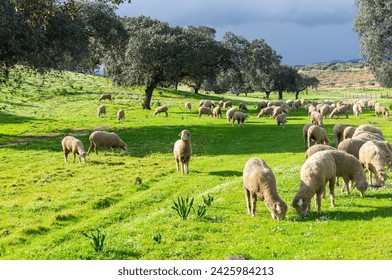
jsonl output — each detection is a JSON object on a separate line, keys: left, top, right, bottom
{"left": 172, "top": 195, "right": 194, "bottom": 220}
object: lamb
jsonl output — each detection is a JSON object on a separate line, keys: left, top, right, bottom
{"left": 322, "top": 150, "right": 368, "bottom": 197}
{"left": 184, "top": 102, "right": 192, "bottom": 112}
{"left": 292, "top": 152, "right": 336, "bottom": 216}
{"left": 310, "top": 111, "right": 323, "bottom": 126}
{"left": 305, "top": 144, "right": 336, "bottom": 158}
{"left": 333, "top": 123, "right": 345, "bottom": 147}
{"left": 239, "top": 102, "right": 248, "bottom": 111}
{"left": 276, "top": 113, "right": 287, "bottom": 128}
{"left": 61, "top": 136, "right": 86, "bottom": 163}
{"left": 337, "top": 138, "right": 366, "bottom": 159}
{"left": 198, "top": 106, "right": 213, "bottom": 118}
{"left": 307, "top": 125, "right": 330, "bottom": 148}
{"left": 226, "top": 107, "right": 238, "bottom": 122}
{"left": 257, "top": 106, "right": 275, "bottom": 118}
{"left": 87, "top": 131, "right": 128, "bottom": 155}
{"left": 99, "top": 94, "right": 112, "bottom": 102}
{"left": 352, "top": 125, "right": 384, "bottom": 138}
{"left": 329, "top": 105, "right": 349, "bottom": 119}
{"left": 359, "top": 141, "right": 389, "bottom": 187}
{"left": 153, "top": 106, "right": 168, "bottom": 117}
{"left": 302, "top": 123, "right": 315, "bottom": 149}
{"left": 212, "top": 106, "right": 222, "bottom": 118}
{"left": 97, "top": 105, "right": 106, "bottom": 117}
{"left": 343, "top": 126, "right": 356, "bottom": 140}
{"left": 242, "top": 158, "right": 288, "bottom": 219}
{"left": 375, "top": 104, "right": 390, "bottom": 118}
{"left": 232, "top": 111, "right": 249, "bottom": 127}
{"left": 173, "top": 129, "right": 192, "bottom": 174}
{"left": 117, "top": 109, "right": 125, "bottom": 122}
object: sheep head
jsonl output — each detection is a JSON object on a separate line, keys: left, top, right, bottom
{"left": 292, "top": 197, "right": 311, "bottom": 217}
{"left": 270, "top": 201, "right": 288, "bottom": 220}
{"left": 179, "top": 130, "right": 191, "bottom": 142}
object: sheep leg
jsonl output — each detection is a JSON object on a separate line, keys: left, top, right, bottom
{"left": 244, "top": 188, "right": 251, "bottom": 215}
{"left": 251, "top": 192, "right": 257, "bottom": 217}
{"left": 315, "top": 191, "right": 322, "bottom": 215}
{"left": 73, "top": 153, "right": 77, "bottom": 163}
{"left": 87, "top": 142, "right": 93, "bottom": 155}
{"left": 63, "top": 150, "right": 69, "bottom": 163}
{"left": 175, "top": 158, "right": 180, "bottom": 172}
{"left": 328, "top": 177, "right": 336, "bottom": 208}
{"left": 184, "top": 160, "right": 189, "bottom": 174}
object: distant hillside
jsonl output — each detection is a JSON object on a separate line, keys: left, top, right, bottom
{"left": 298, "top": 62, "right": 381, "bottom": 89}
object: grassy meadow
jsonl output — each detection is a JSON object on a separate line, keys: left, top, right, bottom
{"left": 0, "top": 68, "right": 392, "bottom": 260}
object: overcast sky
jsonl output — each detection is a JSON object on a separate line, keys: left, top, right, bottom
{"left": 116, "top": 0, "right": 360, "bottom": 66}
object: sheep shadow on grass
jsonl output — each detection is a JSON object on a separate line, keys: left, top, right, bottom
{"left": 208, "top": 170, "right": 243, "bottom": 177}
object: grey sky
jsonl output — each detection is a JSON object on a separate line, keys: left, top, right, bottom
{"left": 116, "top": 0, "right": 360, "bottom": 65}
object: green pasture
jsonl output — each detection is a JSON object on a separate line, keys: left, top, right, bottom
{"left": 0, "top": 69, "right": 392, "bottom": 259}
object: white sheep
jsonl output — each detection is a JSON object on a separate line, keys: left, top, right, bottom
{"left": 359, "top": 141, "right": 389, "bottom": 187}
{"left": 310, "top": 111, "right": 323, "bottom": 126}
{"left": 337, "top": 138, "right": 366, "bottom": 159}
{"left": 333, "top": 123, "right": 345, "bottom": 147}
{"left": 232, "top": 111, "right": 248, "bottom": 127}
{"left": 212, "top": 106, "right": 222, "bottom": 118}
{"left": 343, "top": 126, "right": 356, "bottom": 140}
{"left": 330, "top": 105, "right": 349, "bottom": 119}
{"left": 276, "top": 113, "right": 287, "bottom": 128}
{"left": 97, "top": 105, "right": 106, "bottom": 117}
{"left": 353, "top": 103, "right": 363, "bottom": 117}
{"left": 198, "top": 106, "right": 213, "bottom": 118}
{"left": 242, "top": 158, "right": 288, "bottom": 219}
{"left": 292, "top": 151, "right": 336, "bottom": 216}
{"left": 223, "top": 101, "right": 232, "bottom": 108}
{"left": 324, "top": 150, "right": 368, "bottom": 197}
{"left": 272, "top": 106, "right": 284, "bottom": 119}
{"left": 375, "top": 104, "right": 389, "bottom": 118}
{"left": 153, "top": 106, "right": 168, "bottom": 117}
{"left": 257, "top": 106, "right": 275, "bottom": 118}
{"left": 257, "top": 101, "right": 268, "bottom": 111}
{"left": 61, "top": 136, "right": 86, "bottom": 163}
{"left": 302, "top": 123, "right": 316, "bottom": 149}
{"left": 353, "top": 131, "right": 385, "bottom": 142}
{"left": 239, "top": 102, "right": 248, "bottom": 111}
{"left": 305, "top": 144, "right": 336, "bottom": 158}
{"left": 184, "top": 102, "right": 192, "bottom": 112}
{"left": 226, "top": 107, "right": 238, "bottom": 122}
{"left": 117, "top": 109, "right": 125, "bottom": 122}
{"left": 99, "top": 94, "right": 112, "bottom": 102}
{"left": 353, "top": 124, "right": 384, "bottom": 138}
{"left": 87, "top": 131, "right": 128, "bottom": 155}
{"left": 173, "top": 129, "right": 192, "bottom": 174}
{"left": 307, "top": 125, "right": 330, "bottom": 148}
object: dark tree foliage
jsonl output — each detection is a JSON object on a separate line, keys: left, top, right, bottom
{"left": 354, "top": 0, "right": 392, "bottom": 86}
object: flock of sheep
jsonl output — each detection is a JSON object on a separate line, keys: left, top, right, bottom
{"left": 62, "top": 93, "right": 390, "bottom": 220}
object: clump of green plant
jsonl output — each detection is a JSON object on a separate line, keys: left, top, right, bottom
{"left": 82, "top": 228, "right": 106, "bottom": 253}
{"left": 194, "top": 203, "right": 207, "bottom": 218}
{"left": 152, "top": 232, "right": 162, "bottom": 244}
{"left": 172, "top": 195, "right": 194, "bottom": 220}
{"left": 202, "top": 194, "right": 214, "bottom": 206}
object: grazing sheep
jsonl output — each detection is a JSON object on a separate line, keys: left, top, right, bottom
{"left": 353, "top": 103, "right": 363, "bottom": 117}
{"left": 212, "top": 106, "right": 222, "bottom": 118}
{"left": 257, "top": 106, "right": 275, "bottom": 118}
{"left": 198, "top": 106, "right": 213, "bottom": 118}
{"left": 359, "top": 141, "right": 389, "bottom": 187}
{"left": 153, "top": 106, "right": 168, "bottom": 117}
{"left": 307, "top": 105, "right": 316, "bottom": 116}
{"left": 257, "top": 101, "right": 268, "bottom": 111}
{"left": 292, "top": 152, "right": 336, "bottom": 216}
{"left": 352, "top": 125, "right": 384, "bottom": 138}
{"left": 276, "top": 113, "right": 287, "bottom": 128}
{"left": 310, "top": 111, "right": 323, "bottom": 126}
{"left": 184, "top": 102, "right": 192, "bottom": 112}
{"left": 303, "top": 123, "right": 316, "bottom": 149}
{"left": 353, "top": 131, "right": 385, "bottom": 142}
{"left": 117, "top": 109, "right": 125, "bottom": 122}
{"left": 319, "top": 105, "right": 331, "bottom": 118}
{"left": 198, "top": 100, "right": 205, "bottom": 107}
{"left": 375, "top": 104, "right": 390, "bottom": 118}
{"left": 239, "top": 102, "right": 248, "bottom": 111}
{"left": 232, "top": 111, "right": 248, "bottom": 127}
{"left": 343, "top": 126, "right": 356, "bottom": 140}
{"left": 307, "top": 125, "right": 330, "bottom": 148}
{"left": 305, "top": 144, "right": 336, "bottom": 158}
{"left": 223, "top": 101, "right": 232, "bottom": 108}
{"left": 87, "top": 131, "right": 128, "bottom": 155}
{"left": 333, "top": 123, "right": 345, "bottom": 147}
{"left": 173, "top": 129, "right": 192, "bottom": 174}
{"left": 97, "top": 105, "right": 106, "bottom": 117}
{"left": 272, "top": 106, "right": 284, "bottom": 119}
{"left": 203, "top": 100, "right": 214, "bottom": 108}
{"left": 98, "top": 94, "right": 112, "bottom": 102}
{"left": 324, "top": 150, "right": 368, "bottom": 197}
{"left": 61, "top": 136, "right": 86, "bottom": 163}
{"left": 337, "top": 138, "right": 366, "bottom": 159}
{"left": 330, "top": 105, "right": 349, "bottom": 119}
{"left": 226, "top": 107, "right": 238, "bottom": 122}
{"left": 242, "top": 158, "right": 288, "bottom": 219}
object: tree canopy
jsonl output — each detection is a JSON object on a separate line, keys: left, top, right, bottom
{"left": 354, "top": 0, "right": 392, "bottom": 87}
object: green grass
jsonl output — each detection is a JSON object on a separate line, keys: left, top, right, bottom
{"left": 0, "top": 68, "right": 392, "bottom": 259}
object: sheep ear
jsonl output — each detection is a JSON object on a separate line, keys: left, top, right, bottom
{"left": 298, "top": 199, "right": 303, "bottom": 206}
{"left": 275, "top": 203, "right": 282, "bottom": 214}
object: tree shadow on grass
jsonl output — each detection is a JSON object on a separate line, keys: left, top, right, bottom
{"left": 209, "top": 170, "right": 243, "bottom": 177}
